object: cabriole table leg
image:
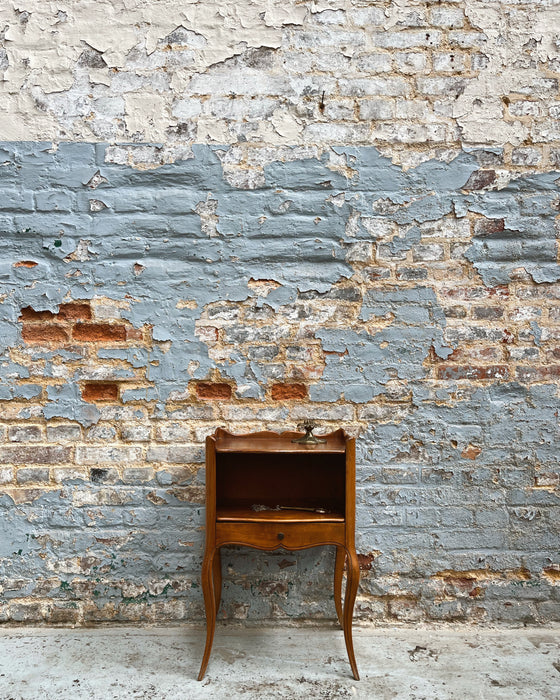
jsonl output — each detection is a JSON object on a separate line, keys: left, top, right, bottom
{"left": 334, "top": 545, "right": 346, "bottom": 628}
{"left": 198, "top": 546, "right": 218, "bottom": 681}
{"left": 343, "top": 546, "right": 360, "bottom": 681}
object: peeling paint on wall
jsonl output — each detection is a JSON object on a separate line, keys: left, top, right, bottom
{"left": 0, "top": 0, "right": 559, "bottom": 164}
{"left": 0, "top": 140, "right": 559, "bottom": 624}
{"left": 0, "top": 142, "right": 559, "bottom": 420}
{"left": 1, "top": 0, "right": 560, "bottom": 625}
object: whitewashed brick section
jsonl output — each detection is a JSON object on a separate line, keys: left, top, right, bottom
{"left": 0, "top": 1, "right": 557, "bottom": 162}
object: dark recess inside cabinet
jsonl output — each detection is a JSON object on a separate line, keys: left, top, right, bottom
{"left": 216, "top": 452, "right": 346, "bottom": 516}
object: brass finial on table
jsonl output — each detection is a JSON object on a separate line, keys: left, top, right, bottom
{"left": 292, "top": 420, "right": 327, "bottom": 445}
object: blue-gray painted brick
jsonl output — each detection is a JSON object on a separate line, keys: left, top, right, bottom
{"left": 0, "top": 142, "right": 559, "bottom": 624}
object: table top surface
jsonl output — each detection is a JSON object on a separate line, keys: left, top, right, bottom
{"left": 212, "top": 428, "right": 349, "bottom": 454}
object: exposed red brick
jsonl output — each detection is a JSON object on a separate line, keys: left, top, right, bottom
{"left": 547, "top": 348, "right": 560, "bottom": 360}
{"left": 436, "top": 365, "right": 509, "bottom": 381}
{"left": 363, "top": 266, "right": 391, "bottom": 281}
{"left": 535, "top": 473, "right": 560, "bottom": 487}
{"left": 22, "top": 324, "right": 69, "bottom": 344}
{"left": 72, "top": 323, "right": 127, "bottom": 342}
{"left": 13, "top": 260, "right": 38, "bottom": 268}
{"left": 58, "top": 303, "right": 92, "bottom": 320}
{"left": 19, "top": 302, "right": 91, "bottom": 322}
{"left": 502, "top": 329, "right": 515, "bottom": 344}
{"left": 474, "top": 217, "right": 505, "bottom": 236}
{"left": 434, "top": 570, "right": 480, "bottom": 584}
{"left": 357, "top": 553, "right": 377, "bottom": 570}
{"left": 126, "top": 327, "right": 143, "bottom": 341}
{"left": 516, "top": 365, "right": 560, "bottom": 383}
{"left": 439, "top": 285, "right": 509, "bottom": 301}
{"left": 445, "top": 346, "right": 504, "bottom": 363}
{"left": 277, "top": 559, "right": 296, "bottom": 570}
{"left": 443, "top": 306, "right": 467, "bottom": 319}
{"left": 462, "top": 169, "right": 496, "bottom": 191}
{"left": 48, "top": 607, "right": 80, "bottom": 624}
{"left": 543, "top": 567, "right": 560, "bottom": 581}
{"left": 444, "top": 576, "right": 478, "bottom": 590}
{"left": 487, "top": 286, "right": 510, "bottom": 299}
{"left": 19, "top": 307, "right": 55, "bottom": 321}
{"left": 82, "top": 383, "right": 119, "bottom": 402}
{"left": 324, "top": 349, "right": 348, "bottom": 357}
{"left": 196, "top": 382, "right": 232, "bottom": 400}
{"left": 292, "top": 364, "right": 323, "bottom": 380}
{"left": 461, "top": 445, "right": 482, "bottom": 460}
{"left": 271, "top": 383, "right": 308, "bottom": 400}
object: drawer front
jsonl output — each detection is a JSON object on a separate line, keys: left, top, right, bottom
{"left": 215, "top": 521, "right": 345, "bottom": 550}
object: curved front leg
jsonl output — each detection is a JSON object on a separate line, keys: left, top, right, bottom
{"left": 334, "top": 545, "right": 345, "bottom": 627}
{"left": 343, "top": 546, "right": 360, "bottom": 681}
{"left": 198, "top": 546, "right": 217, "bottom": 681}
{"left": 213, "top": 546, "right": 222, "bottom": 612}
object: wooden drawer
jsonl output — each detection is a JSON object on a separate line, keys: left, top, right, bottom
{"left": 215, "top": 521, "right": 345, "bottom": 550}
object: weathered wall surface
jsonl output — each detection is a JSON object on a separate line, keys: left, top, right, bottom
{"left": 1, "top": 1, "right": 559, "bottom": 625}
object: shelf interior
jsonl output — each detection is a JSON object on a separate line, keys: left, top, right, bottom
{"left": 216, "top": 505, "right": 345, "bottom": 523}
{"left": 216, "top": 452, "right": 346, "bottom": 517}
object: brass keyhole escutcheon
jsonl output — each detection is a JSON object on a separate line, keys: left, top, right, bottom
{"left": 277, "top": 532, "right": 284, "bottom": 540}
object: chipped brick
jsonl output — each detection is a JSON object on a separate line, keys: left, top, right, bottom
{"left": 271, "top": 383, "right": 308, "bottom": 400}
{"left": 22, "top": 325, "right": 69, "bottom": 344}
{"left": 196, "top": 383, "right": 232, "bottom": 400}
{"left": 462, "top": 170, "right": 496, "bottom": 190}
{"left": 461, "top": 445, "right": 482, "bottom": 460}
{"left": 125, "top": 327, "right": 144, "bottom": 341}
{"left": 58, "top": 303, "right": 92, "bottom": 320}
{"left": 8, "top": 425, "right": 42, "bottom": 442}
{"left": 472, "top": 306, "right": 504, "bottom": 320}
{"left": 72, "top": 324, "right": 127, "bottom": 342}
{"left": 473, "top": 218, "right": 505, "bottom": 236}
{"left": 437, "top": 365, "right": 509, "bottom": 380}
{"left": 82, "top": 383, "right": 120, "bottom": 402}
{"left": 516, "top": 366, "right": 560, "bottom": 383}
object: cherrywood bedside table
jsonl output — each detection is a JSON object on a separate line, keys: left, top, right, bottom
{"left": 198, "top": 428, "right": 360, "bottom": 681}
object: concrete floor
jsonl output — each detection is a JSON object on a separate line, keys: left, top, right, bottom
{"left": 0, "top": 624, "right": 558, "bottom": 699}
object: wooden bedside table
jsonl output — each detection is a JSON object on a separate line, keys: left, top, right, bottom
{"left": 198, "top": 428, "right": 360, "bottom": 681}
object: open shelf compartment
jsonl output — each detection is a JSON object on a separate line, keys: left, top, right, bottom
{"left": 215, "top": 451, "right": 346, "bottom": 523}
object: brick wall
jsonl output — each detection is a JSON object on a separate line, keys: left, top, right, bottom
{"left": 0, "top": 1, "right": 559, "bottom": 624}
